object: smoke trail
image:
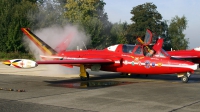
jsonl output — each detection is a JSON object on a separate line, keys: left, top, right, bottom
{"left": 23, "top": 24, "right": 90, "bottom": 76}
{"left": 34, "top": 25, "right": 89, "bottom": 51}
{"left": 23, "top": 0, "right": 92, "bottom": 77}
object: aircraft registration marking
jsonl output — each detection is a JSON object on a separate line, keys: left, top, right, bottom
{"left": 123, "top": 60, "right": 132, "bottom": 65}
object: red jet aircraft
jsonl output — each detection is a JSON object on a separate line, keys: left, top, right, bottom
{"left": 3, "top": 28, "right": 198, "bottom": 83}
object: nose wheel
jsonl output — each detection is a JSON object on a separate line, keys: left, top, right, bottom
{"left": 179, "top": 72, "right": 191, "bottom": 83}
{"left": 181, "top": 75, "right": 189, "bottom": 83}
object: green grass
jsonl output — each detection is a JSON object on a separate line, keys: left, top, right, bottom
{"left": 0, "top": 52, "right": 35, "bottom": 61}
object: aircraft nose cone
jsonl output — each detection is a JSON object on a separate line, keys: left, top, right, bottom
{"left": 169, "top": 60, "right": 198, "bottom": 73}
{"left": 3, "top": 60, "right": 11, "bottom": 66}
{"left": 185, "top": 61, "right": 198, "bottom": 71}
{"left": 192, "top": 64, "right": 199, "bottom": 70}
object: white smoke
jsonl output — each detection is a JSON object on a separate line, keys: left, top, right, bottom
{"left": 23, "top": 0, "right": 92, "bottom": 77}
{"left": 34, "top": 25, "right": 89, "bottom": 51}
{"left": 23, "top": 24, "right": 90, "bottom": 76}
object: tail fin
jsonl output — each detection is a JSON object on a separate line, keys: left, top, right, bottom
{"left": 152, "top": 38, "right": 163, "bottom": 52}
{"left": 55, "top": 32, "right": 74, "bottom": 52}
{"left": 21, "top": 28, "right": 57, "bottom": 55}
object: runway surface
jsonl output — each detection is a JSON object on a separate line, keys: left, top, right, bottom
{"left": 1, "top": 64, "right": 200, "bottom": 112}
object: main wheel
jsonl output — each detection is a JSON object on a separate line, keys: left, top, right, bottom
{"left": 120, "top": 73, "right": 128, "bottom": 76}
{"left": 80, "top": 76, "right": 88, "bottom": 81}
{"left": 120, "top": 73, "right": 129, "bottom": 77}
{"left": 80, "top": 72, "right": 89, "bottom": 81}
{"left": 86, "top": 72, "right": 89, "bottom": 79}
{"left": 181, "top": 75, "right": 189, "bottom": 83}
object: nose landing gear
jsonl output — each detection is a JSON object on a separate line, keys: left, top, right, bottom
{"left": 181, "top": 75, "right": 188, "bottom": 83}
{"left": 178, "top": 72, "right": 191, "bottom": 83}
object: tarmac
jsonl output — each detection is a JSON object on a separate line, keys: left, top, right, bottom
{"left": 1, "top": 63, "right": 200, "bottom": 112}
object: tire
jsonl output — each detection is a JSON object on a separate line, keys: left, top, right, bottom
{"left": 80, "top": 72, "right": 89, "bottom": 81}
{"left": 181, "top": 75, "right": 189, "bottom": 83}
{"left": 120, "top": 73, "right": 128, "bottom": 77}
{"left": 86, "top": 72, "right": 89, "bottom": 79}
{"left": 80, "top": 76, "right": 88, "bottom": 81}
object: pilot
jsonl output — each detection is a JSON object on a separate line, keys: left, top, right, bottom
{"left": 146, "top": 50, "right": 154, "bottom": 57}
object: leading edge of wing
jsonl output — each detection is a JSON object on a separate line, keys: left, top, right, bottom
{"left": 171, "top": 56, "right": 199, "bottom": 58}
{"left": 36, "top": 58, "right": 114, "bottom": 64}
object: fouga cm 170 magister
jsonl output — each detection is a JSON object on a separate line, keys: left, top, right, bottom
{"left": 3, "top": 28, "right": 198, "bottom": 83}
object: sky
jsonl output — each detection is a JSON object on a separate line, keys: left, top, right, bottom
{"left": 104, "top": 0, "right": 200, "bottom": 49}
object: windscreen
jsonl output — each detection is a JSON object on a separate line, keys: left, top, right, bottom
{"left": 122, "top": 44, "right": 135, "bottom": 53}
{"left": 154, "top": 49, "right": 170, "bottom": 58}
{"left": 161, "top": 49, "right": 170, "bottom": 57}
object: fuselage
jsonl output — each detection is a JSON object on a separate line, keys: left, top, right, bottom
{"left": 56, "top": 44, "right": 197, "bottom": 75}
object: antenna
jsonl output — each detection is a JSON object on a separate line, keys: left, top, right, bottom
{"left": 82, "top": 41, "right": 87, "bottom": 50}
{"left": 77, "top": 46, "right": 79, "bottom": 51}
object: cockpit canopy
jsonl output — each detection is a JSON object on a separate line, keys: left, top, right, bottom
{"left": 106, "top": 44, "right": 170, "bottom": 58}
{"left": 143, "top": 29, "right": 153, "bottom": 45}
{"left": 122, "top": 44, "right": 135, "bottom": 53}
{"left": 106, "top": 29, "right": 170, "bottom": 58}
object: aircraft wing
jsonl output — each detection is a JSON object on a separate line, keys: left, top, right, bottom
{"left": 36, "top": 58, "right": 114, "bottom": 65}
{"left": 169, "top": 55, "right": 199, "bottom": 59}
{"left": 167, "top": 50, "right": 200, "bottom": 59}
{"left": 3, "top": 58, "right": 115, "bottom": 69}
{"left": 167, "top": 50, "right": 200, "bottom": 65}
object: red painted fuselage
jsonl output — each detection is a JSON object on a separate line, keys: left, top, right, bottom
{"left": 54, "top": 44, "right": 197, "bottom": 75}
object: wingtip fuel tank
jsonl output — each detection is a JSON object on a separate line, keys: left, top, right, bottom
{"left": 3, "top": 59, "right": 37, "bottom": 69}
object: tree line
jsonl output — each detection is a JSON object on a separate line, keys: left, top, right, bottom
{"left": 0, "top": 0, "right": 189, "bottom": 53}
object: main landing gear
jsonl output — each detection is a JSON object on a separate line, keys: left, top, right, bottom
{"left": 120, "top": 73, "right": 132, "bottom": 77}
{"left": 178, "top": 72, "right": 191, "bottom": 83}
{"left": 80, "top": 64, "right": 89, "bottom": 81}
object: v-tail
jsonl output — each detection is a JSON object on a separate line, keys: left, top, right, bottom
{"left": 21, "top": 28, "right": 57, "bottom": 55}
